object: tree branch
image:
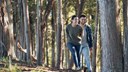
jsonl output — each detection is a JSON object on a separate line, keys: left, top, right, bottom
{"left": 17, "top": 42, "right": 37, "bottom": 61}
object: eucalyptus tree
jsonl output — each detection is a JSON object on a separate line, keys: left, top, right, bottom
{"left": 56, "top": 0, "right": 62, "bottom": 69}
{"left": 22, "top": 0, "right": 31, "bottom": 64}
{"left": 5, "top": 0, "right": 17, "bottom": 59}
{"left": 51, "top": 1, "right": 56, "bottom": 67}
{"left": 123, "top": 0, "right": 128, "bottom": 71}
{"left": 36, "top": 0, "right": 43, "bottom": 65}
{"left": 92, "top": 0, "right": 99, "bottom": 72}
{"left": 98, "top": 0, "right": 123, "bottom": 72}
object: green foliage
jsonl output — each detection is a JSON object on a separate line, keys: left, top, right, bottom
{"left": 9, "top": 64, "right": 22, "bottom": 72}
{"left": 0, "top": 57, "right": 8, "bottom": 68}
{"left": 0, "top": 57, "right": 8, "bottom": 62}
{"left": 0, "top": 57, "right": 22, "bottom": 72}
{"left": 84, "top": 0, "right": 96, "bottom": 15}
{"left": 31, "top": 70, "right": 38, "bottom": 72}
{"left": 91, "top": 22, "right": 95, "bottom": 33}
{"left": 62, "top": 0, "right": 77, "bottom": 17}
{"left": 28, "top": 0, "right": 36, "bottom": 23}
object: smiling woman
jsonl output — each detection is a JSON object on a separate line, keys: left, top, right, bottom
{"left": 66, "top": 15, "right": 82, "bottom": 70}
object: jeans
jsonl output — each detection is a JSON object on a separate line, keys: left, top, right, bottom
{"left": 67, "top": 42, "right": 80, "bottom": 67}
{"left": 80, "top": 46, "right": 92, "bottom": 72}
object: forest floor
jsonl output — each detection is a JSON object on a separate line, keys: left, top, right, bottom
{"left": 0, "top": 59, "right": 87, "bottom": 72}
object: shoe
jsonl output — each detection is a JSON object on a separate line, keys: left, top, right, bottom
{"left": 79, "top": 65, "right": 82, "bottom": 69}
{"left": 76, "top": 66, "right": 81, "bottom": 70}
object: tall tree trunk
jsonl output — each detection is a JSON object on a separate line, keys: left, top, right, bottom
{"left": 0, "top": 7, "right": 3, "bottom": 58}
{"left": 76, "top": 0, "right": 86, "bottom": 17}
{"left": 56, "top": 0, "right": 62, "bottom": 69}
{"left": 5, "top": 0, "right": 17, "bottom": 59}
{"left": 5, "top": 0, "right": 16, "bottom": 69}
{"left": 1, "top": 0, "right": 8, "bottom": 58}
{"left": 92, "top": 1, "right": 98, "bottom": 72}
{"left": 51, "top": 2, "right": 56, "bottom": 67}
{"left": 22, "top": 0, "right": 31, "bottom": 64}
{"left": 98, "top": 0, "right": 123, "bottom": 72}
{"left": 0, "top": 1, "right": 3, "bottom": 58}
{"left": 116, "top": 0, "right": 121, "bottom": 41}
{"left": 123, "top": 0, "right": 128, "bottom": 71}
{"left": 36, "top": 0, "right": 43, "bottom": 65}
{"left": 12, "top": 0, "right": 22, "bottom": 61}
{"left": 41, "top": 0, "right": 54, "bottom": 65}
{"left": 98, "top": 19, "right": 102, "bottom": 72}
{"left": 45, "top": 21, "right": 49, "bottom": 67}
{"left": 18, "top": 0, "right": 26, "bottom": 61}
{"left": 115, "top": 1, "right": 123, "bottom": 70}
{"left": 63, "top": 0, "right": 69, "bottom": 69}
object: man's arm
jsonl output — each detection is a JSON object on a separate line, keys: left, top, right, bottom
{"left": 86, "top": 26, "right": 93, "bottom": 48}
{"left": 88, "top": 28, "right": 93, "bottom": 48}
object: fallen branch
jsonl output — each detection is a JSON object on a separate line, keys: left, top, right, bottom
{"left": 17, "top": 42, "right": 27, "bottom": 53}
{"left": 17, "top": 42, "right": 37, "bottom": 61}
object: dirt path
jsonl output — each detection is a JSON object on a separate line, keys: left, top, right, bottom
{"left": 0, "top": 60, "right": 87, "bottom": 72}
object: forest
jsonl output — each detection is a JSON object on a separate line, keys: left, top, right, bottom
{"left": 0, "top": 0, "right": 128, "bottom": 72}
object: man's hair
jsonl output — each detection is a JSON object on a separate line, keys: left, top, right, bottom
{"left": 79, "top": 15, "right": 86, "bottom": 18}
{"left": 71, "top": 15, "right": 77, "bottom": 20}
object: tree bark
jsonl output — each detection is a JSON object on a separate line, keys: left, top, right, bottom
{"left": 92, "top": 1, "right": 99, "bottom": 72}
{"left": 98, "top": 0, "right": 123, "bottom": 72}
{"left": 40, "top": 0, "right": 54, "bottom": 65}
{"left": 5, "top": 0, "right": 17, "bottom": 59}
{"left": 18, "top": 0, "right": 26, "bottom": 61}
{"left": 56, "top": 0, "right": 62, "bottom": 69}
{"left": 76, "top": 0, "right": 86, "bottom": 17}
{"left": 51, "top": 2, "right": 56, "bottom": 67}
{"left": 45, "top": 20, "right": 49, "bottom": 67}
{"left": 123, "top": 0, "right": 128, "bottom": 71}
{"left": 22, "top": 0, "right": 31, "bottom": 64}
{"left": 36, "top": 0, "right": 43, "bottom": 65}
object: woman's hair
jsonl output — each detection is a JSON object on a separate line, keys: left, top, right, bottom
{"left": 71, "top": 15, "right": 77, "bottom": 20}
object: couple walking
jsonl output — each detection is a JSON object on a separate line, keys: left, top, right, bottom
{"left": 66, "top": 15, "right": 92, "bottom": 72}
